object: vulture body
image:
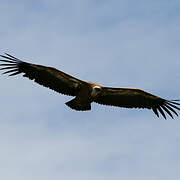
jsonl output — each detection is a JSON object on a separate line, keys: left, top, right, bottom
{"left": 0, "top": 53, "right": 180, "bottom": 119}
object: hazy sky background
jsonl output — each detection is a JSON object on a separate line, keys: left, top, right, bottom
{"left": 0, "top": 0, "right": 180, "bottom": 180}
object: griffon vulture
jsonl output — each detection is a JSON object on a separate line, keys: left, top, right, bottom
{"left": 0, "top": 53, "right": 180, "bottom": 119}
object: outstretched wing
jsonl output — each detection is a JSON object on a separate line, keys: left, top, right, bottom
{"left": 94, "top": 87, "right": 180, "bottom": 119}
{"left": 0, "top": 53, "right": 84, "bottom": 96}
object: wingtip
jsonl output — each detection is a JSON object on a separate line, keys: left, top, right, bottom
{"left": 4, "top": 53, "right": 15, "bottom": 57}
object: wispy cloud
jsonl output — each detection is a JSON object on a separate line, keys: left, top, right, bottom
{"left": 0, "top": 0, "right": 180, "bottom": 180}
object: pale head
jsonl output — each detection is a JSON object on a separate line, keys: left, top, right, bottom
{"left": 91, "top": 85, "right": 102, "bottom": 97}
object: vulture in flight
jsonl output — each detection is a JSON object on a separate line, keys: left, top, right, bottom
{"left": 0, "top": 53, "right": 180, "bottom": 119}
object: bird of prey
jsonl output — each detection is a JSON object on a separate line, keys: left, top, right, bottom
{"left": 0, "top": 53, "right": 180, "bottom": 119}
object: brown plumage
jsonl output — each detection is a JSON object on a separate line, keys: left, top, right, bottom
{"left": 0, "top": 53, "right": 180, "bottom": 119}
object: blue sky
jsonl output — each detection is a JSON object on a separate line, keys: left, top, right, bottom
{"left": 0, "top": 0, "right": 180, "bottom": 179}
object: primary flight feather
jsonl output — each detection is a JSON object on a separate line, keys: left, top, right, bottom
{"left": 0, "top": 53, "right": 180, "bottom": 119}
